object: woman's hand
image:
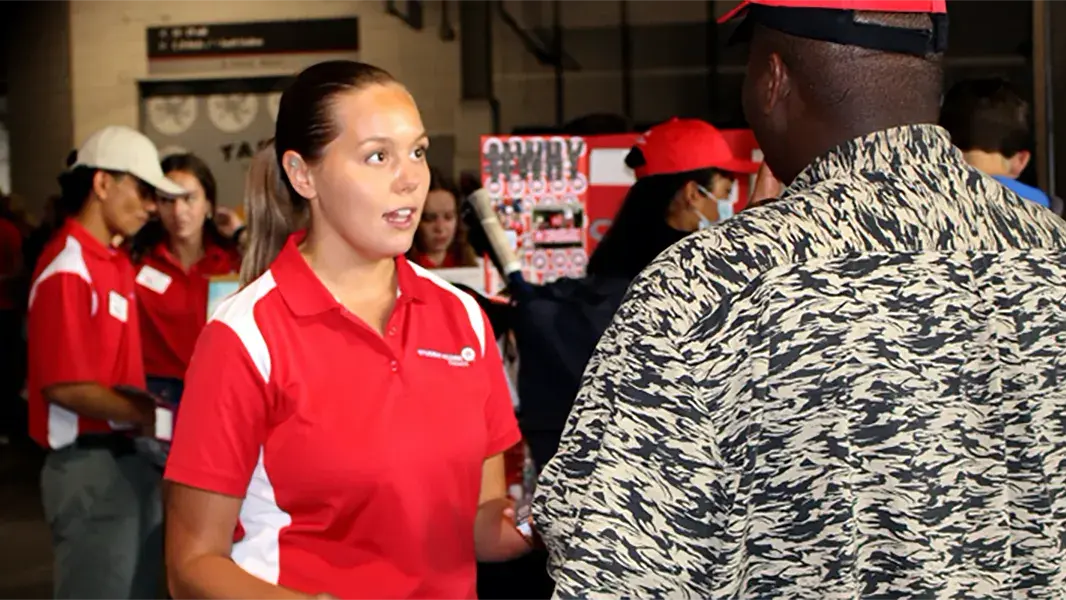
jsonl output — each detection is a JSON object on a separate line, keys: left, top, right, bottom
{"left": 214, "top": 207, "right": 245, "bottom": 239}
{"left": 474, "top": 497, "right": 535, "bottom": 562}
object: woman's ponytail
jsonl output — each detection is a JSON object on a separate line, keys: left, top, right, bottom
{"left": 239, "top": 142, "right": 307, "bottom": 286}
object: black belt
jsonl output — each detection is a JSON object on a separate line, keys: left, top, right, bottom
{"left": 72, "top": 433, "right": 136, "bottom": 456}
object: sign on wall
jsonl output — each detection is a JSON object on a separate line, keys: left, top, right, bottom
{"left": 146, "top": 18, "right": 360, "bottom": 76}
{"left": 480, "top": 135, "right": 590, "bottom": 288}
{"left": 139, "top": 76, "right": 291, "bottom": 209}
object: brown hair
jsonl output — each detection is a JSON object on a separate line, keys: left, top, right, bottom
{"left": 239, "top": 141, "right": 299, "bottom": 285}
{"left": 240, "top": 60, "right": 395, "bottom": 285}
{"left": 409, "top": 166, "right": 478, "bottom": 267}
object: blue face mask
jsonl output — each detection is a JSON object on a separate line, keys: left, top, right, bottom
{"left": 696, "top": 184, "right": 733, "bottom": 230}
{"left": 717, "top": 197, "right": 734, "bottom": 221}
{"left": 697, "top": 211, "right": 714, "bottom": 231}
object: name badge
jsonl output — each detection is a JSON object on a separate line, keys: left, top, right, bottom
{"left": 108, "top": 290, "right": 129, "bottom": 323}
{"left": 155, "top": 406, "right": 174, "bottom": 442}
{"left": 136, "top": 265, "right": 173, "bottom": 295}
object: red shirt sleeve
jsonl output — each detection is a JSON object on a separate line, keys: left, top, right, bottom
{"left": 29, "top": 274, "right": 98, "bottom": 387}
{"left": 480, "top": 310, "right": 522, "bottom": 457}
{"left": 164, "top": 321, "right": 270, "bottom": 498}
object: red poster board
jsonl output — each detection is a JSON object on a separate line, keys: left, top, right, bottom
{"left": 480, "top": 135, "right": 591, "bottom": 289}
{"left": 478, "top": 130, "right": 762, "bottom": 284}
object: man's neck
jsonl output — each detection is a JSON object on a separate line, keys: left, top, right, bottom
{"left": 963, "top": 150, "right": 1012, "bottom": 179}
{"left": 781, "top": 106, "right": 940, "bottom": 185}
{"left": 169, "top": 233, "right": 205, "bottom": 269}
{"left": 75, "top": 205, "right": 113, "bottom": 248}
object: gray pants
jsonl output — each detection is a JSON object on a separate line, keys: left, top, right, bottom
{"left": 40, "top": 443, "right": 163, "bottom": 599}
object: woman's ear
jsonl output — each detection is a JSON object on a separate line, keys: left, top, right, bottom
{"left": 281, "top": 151, "right": 316, "bottom": 200}
{"left": 681, "top": 180, "right": 704, "bottom": 209}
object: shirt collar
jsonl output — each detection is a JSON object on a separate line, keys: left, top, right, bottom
{"left": 150, "top": 239, "right": 236, "bottom": 273}
{"left": 272, "top": 231, "right": 429, "bottom": 317}
{"left": 64, "top": 218, "right": 116, "bottom": 261}
{"left": 789, "top": 125, "right": 959, "bottom": 193}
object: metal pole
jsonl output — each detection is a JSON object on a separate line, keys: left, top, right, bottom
{"left": 705, "top": 0, "right": 719, "bottom": 122}
{"left": 1042, "top": 0, "right": 1056, "bottom": 197}
{"left": 620, "top": 0, "right": 633, "bottom": 123}
{"left": 553, "top": 0, "right": 565, "bottom": 128}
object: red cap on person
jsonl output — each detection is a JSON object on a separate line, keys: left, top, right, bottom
{"left": 719, "top": 0, "right": 948, "bottom": 57}
{"left": 633, "top": 118, "right": 760, "bottom": 180}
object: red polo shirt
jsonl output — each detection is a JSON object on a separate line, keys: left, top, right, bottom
{"left": 164, "top": 234, "right": 521, "bottom": 599}
{"left": 408, "top": 249, "right": 459, "bottom": 269}
{"left": 134, "top": 241, "right": 240, "bottom": 379}
{"left": 27, "top": 219, "right": 146, "bottom": 449}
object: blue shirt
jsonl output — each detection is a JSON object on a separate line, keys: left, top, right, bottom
{"left": 994, "top": 175, "right": 1051, "bottom": 208}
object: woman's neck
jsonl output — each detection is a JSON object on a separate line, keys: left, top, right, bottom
{"left": 302, "top": 227, "right": 397, "bottom": 333}
{"left": 425, "top": 249, "right": 447, "bottom": 266}
{"left": 169, "top": 232, "right": 205, "bottom": 270}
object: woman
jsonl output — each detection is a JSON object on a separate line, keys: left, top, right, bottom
{"left": 514, "top": 117, "right": 760, "bottom": 471}
{"left": 130, "top": 154, "right": 241, "bottom": 410}
{"left": 585, "top": 117, "right": 759, "bottom": 280}
{"left": 408, "top": 167, "right": 478, "bottom": 269}
{"left": 164, "top": 60, "right": 532, "bottom": 599}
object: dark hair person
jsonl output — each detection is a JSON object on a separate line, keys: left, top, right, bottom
{"left": 163, "top": 61, "right": 531, "bottom": 599}
{"left": 939, "top": 77, "right": 1052, "bottom": 208}
{"left": 586, "top": 117, "right": 758, "bottom": 280}
{"left": 534, "top": 0, "right": 1066, "bottom": 597}
{"left": 26, "top": 125, "right": 184, "bottom": 598}
{"left": 129, "top": 153, "right": 241, "bottom": 415}
{"left": 408, "top": 166, "right": 479, "bottom": 269}
{"left": 516, "top": 117, "right": 758, "bottom": 473}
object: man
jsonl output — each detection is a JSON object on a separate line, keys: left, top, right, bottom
{"left": 28, "top": 126, "right": 185, "bottom": 598}
{"left": 534, "top": 1, "right": 1066, "bottom": 597}
{"left": 940, "top": 77, "right": 1057, "bottom": 211}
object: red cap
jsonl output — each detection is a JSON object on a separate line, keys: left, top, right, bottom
{"left": 633, "top": 118, "right": 760, "bottom": 179}
{"left": 718, "top": 0, "right": 946, "bottom": 23}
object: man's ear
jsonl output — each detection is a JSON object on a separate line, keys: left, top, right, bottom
{"left": 1007, "top": 150, "right": 1031, "bottom": 179}
{"left": 281, "top": 151, "right": 316, "bottom": 200}
{"left": 762, "top": 51, "right": 791, "bottom": 115}
{"left": 91, "top": 170, "right": 114, "bottom": 201}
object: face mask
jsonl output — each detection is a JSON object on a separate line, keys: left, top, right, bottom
{"left": 697, "top": 211, "right": 714, "bottom": 231}
{"left": 695, "top": 184, "right": 730, "bottom": 230}
{"left": 717, "top": 197, "right": 734, "bottom": 221}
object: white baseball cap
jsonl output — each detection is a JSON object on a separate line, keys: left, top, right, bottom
{"left": 72, "top": 126, "right": 188, "bottom": 197}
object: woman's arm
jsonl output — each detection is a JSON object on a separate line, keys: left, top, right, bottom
{"left": 473, "top": 452, "right": 533, "bottom": 562}
{"left": 166, "top": 483, "right": 326, "bottom": 599}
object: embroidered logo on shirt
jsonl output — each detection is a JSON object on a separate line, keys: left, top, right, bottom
{"left": 417, "top": 346, "right": 477, "bottom": 367}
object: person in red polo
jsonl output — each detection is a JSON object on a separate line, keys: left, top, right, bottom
{"left": 164, "top": 61, "right": 532, "bottom": 599}
{"left": 129, "top": 154, "right": 241, "bottom": 464}
{"left": 27, "top": 125, "right": 187, "bottom": 598}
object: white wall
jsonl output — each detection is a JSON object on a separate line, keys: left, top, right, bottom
{"left": 67, "top": 1, "right": 462, "bottom": 145}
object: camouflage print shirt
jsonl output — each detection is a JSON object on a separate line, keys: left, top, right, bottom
{"left": 533, "top": 125, "right": 1066, "bottom": 599}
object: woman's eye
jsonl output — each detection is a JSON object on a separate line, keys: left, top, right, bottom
{"left": 367, "top": 151, "right": 387, "bottom": 165}
{"left": 412, "top": 146, "right": 428, "bottom": 160}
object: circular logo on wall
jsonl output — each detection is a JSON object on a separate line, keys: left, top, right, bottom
{"left": 267, "top": 92, "right": 282, "bottom": 122}
{"left": 146, "top": 96, "right": 197, "bottom": 136}
{"left": 207, "top": 94, "right": 259, "bottom": 133}
{"left": 460, "top": 347, "right": 476, "bottom": 362}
